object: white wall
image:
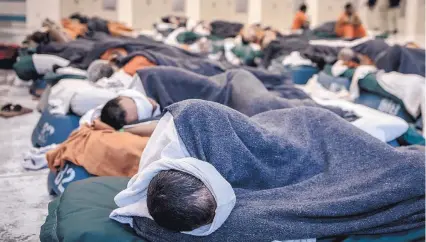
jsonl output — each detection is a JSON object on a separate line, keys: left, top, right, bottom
{"left": 26, "top": 0, "right": 61, "bottom": 31}
{"left": 60, "top": 0, "right": 118, "bottom": 20}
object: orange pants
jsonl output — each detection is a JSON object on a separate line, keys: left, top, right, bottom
{"left": 335, "top": 24, "right": 366, "bottom": 38}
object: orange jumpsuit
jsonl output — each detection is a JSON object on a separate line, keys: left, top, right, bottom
{"left": 335, "top": 12, "right": 366, "bottom": 38}
{"left": 291, "top": 11, "right": 308, "bottom": 30}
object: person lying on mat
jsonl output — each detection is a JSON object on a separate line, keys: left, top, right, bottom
{"left": 335, "top": 3, "right": 367, "bottom": 39}
{"left": 336, "top": 48, "right": 374, "bottom": 68}
{"left": 291, "top": 4, "right": 310, "bottom": 32}
{"left": 80, "top": 89, "right": 160, "bottom": 132}
{"left": 109, "top": 100, "right": 424, "bottom": 240}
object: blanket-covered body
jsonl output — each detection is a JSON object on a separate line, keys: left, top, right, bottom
{"left": 122, "top": 50, "right": 290, "bottom": 87}
{"left": 76, "top": 35, "right": 205, "bottom": 69}
{"left": 137, "top": 67, "right": 352, "bottom": 118}
{"left": 133, "top": 100, "right": 425, "bottom": 241}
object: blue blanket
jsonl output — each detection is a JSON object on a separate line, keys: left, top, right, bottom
{"left": 375, "top": 45, "right": 425, "bottom": 76}
{"left": 137, "top": 67, "right": 353, "bottom": 119}
{"left": 133, "top": 100, "right": 425, "bottom": 241}
{"left": 76, "top": 35, "right": 205, "bottom": 69}
{"left": 122, "top": 50, "right": 290, "bottom": 87}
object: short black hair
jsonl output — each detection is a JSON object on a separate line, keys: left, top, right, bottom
{"left": 147, "top": 170, "right": 216, "bottom": 232}
{"left": 345, "top": 3, "right": 353, "bottom": 9}
{"left": 100, "top": 97, "right": 126, "bottom": 130}
{"left": 300, "top": 4, "right": 307, "bottom": 11}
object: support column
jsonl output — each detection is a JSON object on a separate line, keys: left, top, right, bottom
{"left": 248, "top": 0, "right": 262, "bottom": 24}
{"left": 306, "top": 0, "right": 319, "bottom": 28}
{"left": 26, "top": 0, "right": 61, "bottom": 31}
{"left": 405, "top": 0, "right": 418, "bottom": 41}
{"left": 117, "top": 0, "right": 133, "bottom": 27}
{"left": 186, "top": 0, "right": 201, "bottom": 21}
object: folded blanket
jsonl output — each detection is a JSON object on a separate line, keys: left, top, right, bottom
{"left": 132, "top": 100, "right": 425, "bottom": 241}
{"left": 137, "top": 67, "right": 353, "bottom": 119}
{"left": 46, "top": 120, "right": 149, "bottom": 176}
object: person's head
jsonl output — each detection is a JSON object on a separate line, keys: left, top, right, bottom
{"left": 87, "top": 60, "right": 115, "bottom": 82}
{"left": 100, "top": 96, "right": 138, "bottom": 129}
{"left": 300, "top": 4, "right": 307, "bottom": 12}
{"left": 338, "top": 48, "right": 355, "bottom": 62}
{"left": 147, "top": 170, "right": 217, "bottom": 232}
{"left": 345, "top": 3, "right": 354, "bottom": 15}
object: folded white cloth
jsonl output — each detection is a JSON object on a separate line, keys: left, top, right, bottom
{"left": 331, "top": 60, "right": 349, "bottom": 77}
{"left": 56, "top": 67, "right": 87, "bottom": 76}
{"left": 312, "top": 97, "right": 409, "bottom": 142}
{"left": 110, "top": 157, "right": 236, "bottom": 236}
{"left": 282, "top": 51, "right": 314, "bottom": 67}
{"left": 21, "top": 144, "right": 57, "bottom": 170}
{"left": 348, "top": 65, "right": 377, "bottom": 100}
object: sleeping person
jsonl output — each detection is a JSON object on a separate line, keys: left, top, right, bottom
{"left": 110, "top": 99, "right": 424, "bottom": 241}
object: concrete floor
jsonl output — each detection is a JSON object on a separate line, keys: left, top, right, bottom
{"left": 0, "top": 83, "right": 51, "bottom": 242}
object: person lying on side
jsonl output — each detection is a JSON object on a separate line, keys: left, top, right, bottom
{"left": 80, "top": 89, "right": 161, "bottom": 137}
{"left": 109, "top": 100, "right": 424, "bottom": 241}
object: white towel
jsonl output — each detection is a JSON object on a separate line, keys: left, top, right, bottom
{"left": 21, "top": 144, "right": 57, "bottom": 170}
{"left": 110, "top": 157, "right": 236, "bottom": 236}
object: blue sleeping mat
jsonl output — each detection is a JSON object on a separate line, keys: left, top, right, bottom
{"left": 291, "top": 66, "right": 319, "bottom": 84}
{"left": 317, "top": 71, "right": 351, "bottom": 92}
{"left": 47, "top": 161, "right": 94, "bottom": 196}
{"left": 355, "top": 91, "right": 415, "bottom": 123}
{"left": 31, "top": 110, "right": 80, "bottom": 147}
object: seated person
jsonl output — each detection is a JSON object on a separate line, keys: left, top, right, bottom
{"left": 335, "top": 3, "right": 367, "bottom": 39}
{"left": 291, "top": 4, "right": 310, "bottom": 31}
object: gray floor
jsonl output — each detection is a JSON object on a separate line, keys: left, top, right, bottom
{"left": 0, "top": 83, "right": 51, "bottom": 242}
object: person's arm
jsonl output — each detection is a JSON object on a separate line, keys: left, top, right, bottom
{"left": 352, "top": 14, "right": 362, "bottom": 26}
{"left": 123, "top": 121, "right": 158, "bottom": 137}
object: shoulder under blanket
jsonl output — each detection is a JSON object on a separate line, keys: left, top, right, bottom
{"left": 261, "top": 36, "right": 310, "bottom": 68}
{"left": 121, "top": 50, "right": 290, "bottom": 87}
{"left": 351, "top": 39, "right": 390, "bottom": 61}
{"left": 137, "top": 67, "right": 353, "bottom": 119}
{"left": 133, "top": 100, "right": 425, "bottom": 241}
{"left": 36, "top": 38, "right": 95, "bottom": 64}
{"left": 210, "top": 20, "right": 244, "bottom": 39}
{"left": 76, "top": 36, "right": 205, "bottom": 69}
{"left": 375, "top": 45, "right": 425, "bottom": 76}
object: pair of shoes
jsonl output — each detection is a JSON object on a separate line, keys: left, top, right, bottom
{"left": 1, "top": 103, "right": 22, "bottom": 112}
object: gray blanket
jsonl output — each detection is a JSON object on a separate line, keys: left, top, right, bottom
{"left": 133, "top": 100, "right": 425, "bottom": 241}
{"left": 137, "top": 67, "right": 353, "bottom": 119}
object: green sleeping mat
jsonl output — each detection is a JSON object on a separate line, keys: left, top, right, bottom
{"left": 40, "top": 177, "right": 144, "bottom": 242}
{"left": 40, "top": 177, "right": 425, "bottom": 242}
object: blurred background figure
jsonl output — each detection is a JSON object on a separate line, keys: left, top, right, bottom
{"left": 366, "top": 0, "right": 378, "bottom": 30}
{"left": 377, "top": 0, "right": 401, "bottom": 35}
{"left": 335, "top": 3, "right": 367, "bottom": 39}
{"left": 291, "top": 4, "right": 310, "bottom": 32}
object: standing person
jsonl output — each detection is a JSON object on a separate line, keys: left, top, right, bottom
{"left": 366, "top": 0, "right": 378, "bottom": 30}
{"left": 388, "top": 0, "right": 401, "bottom": 34}
{"left": 335, "top": 3, "right": 367, "bottom": 39}
{"left": 291, "top": 4, "right": 310, "bottom": 31}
